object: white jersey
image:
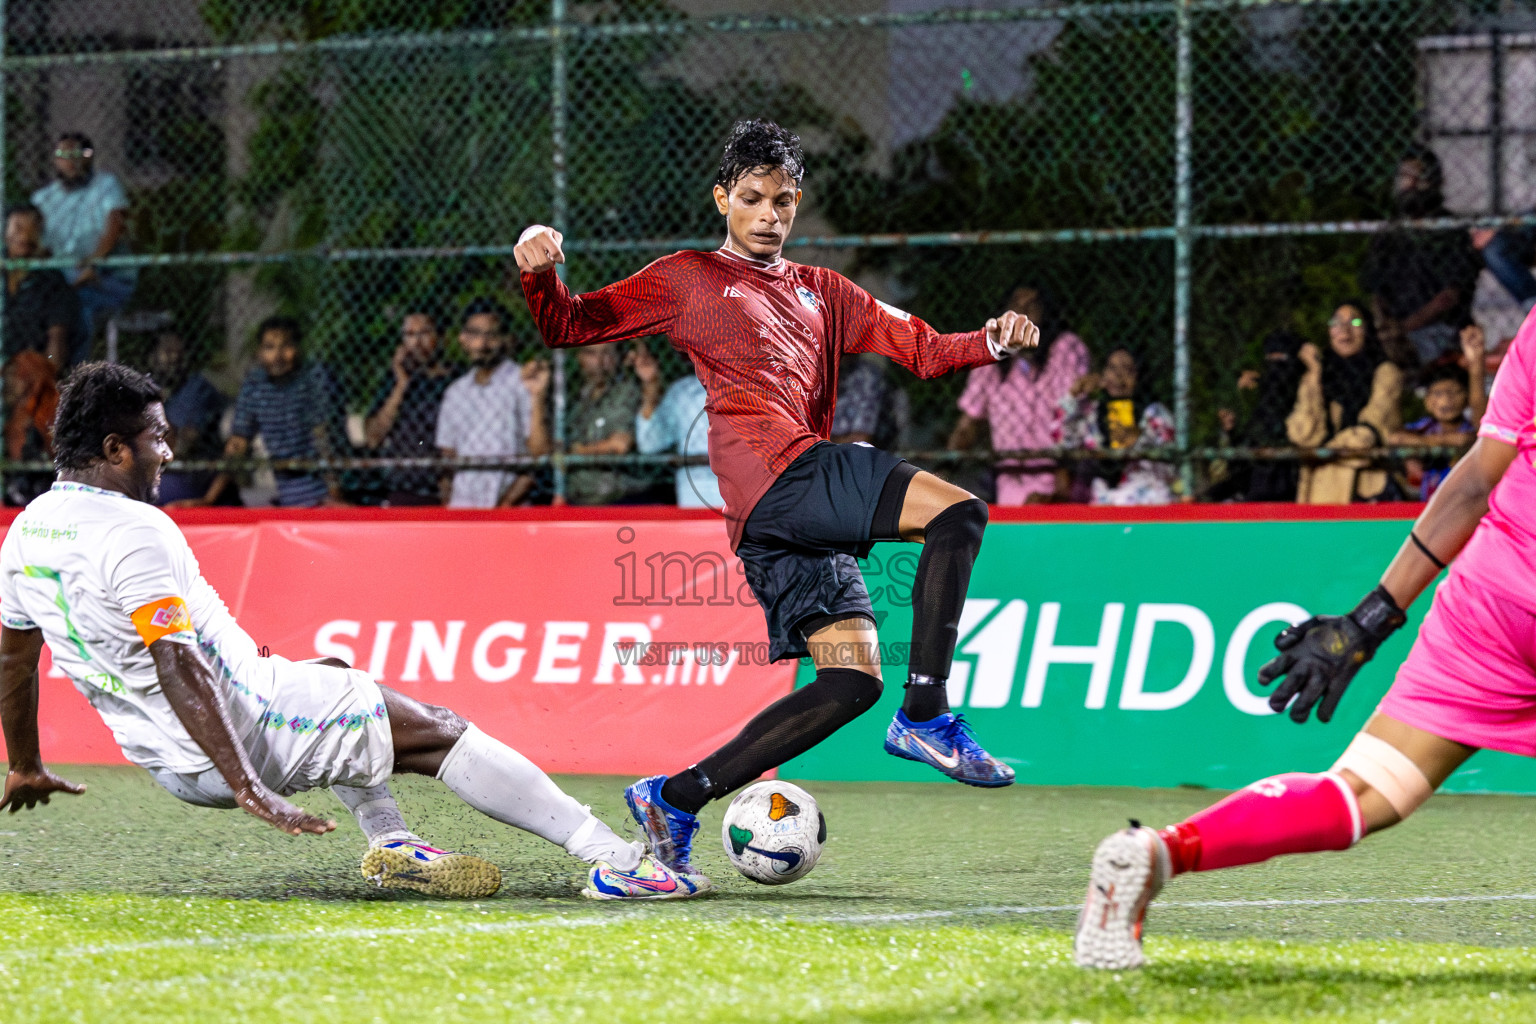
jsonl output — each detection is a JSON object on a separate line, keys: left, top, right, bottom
{"left": 0, "top": 482, "right": 268, "bottom": 773}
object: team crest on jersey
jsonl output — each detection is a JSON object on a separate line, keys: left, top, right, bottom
{"left": 794, "top": 285, "right": 821, "bottom": 313}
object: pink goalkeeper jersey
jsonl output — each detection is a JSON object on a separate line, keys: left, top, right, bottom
{"left": 1462, "top": 313, "right": 1536, "bottom": 611}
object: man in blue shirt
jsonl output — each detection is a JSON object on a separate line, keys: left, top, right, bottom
{"left": 175, "top": 316, "right": 344, "bottom": 508}
{"left": 630, "top": 341, "right": 721, "bottom": 508}
{"left": 31, "top": 132, "right": 136, "bottom": 363}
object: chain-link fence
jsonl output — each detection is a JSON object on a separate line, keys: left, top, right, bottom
{"left": 0, "top": 0, "right": 1529, "bottom": 508}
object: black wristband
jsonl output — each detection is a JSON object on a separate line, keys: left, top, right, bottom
{"left": 1410, "top": 531, "right": 1447, "bottom": 571}
{"left": 1350, "top": 584, "right": 1407, "bottom": 641}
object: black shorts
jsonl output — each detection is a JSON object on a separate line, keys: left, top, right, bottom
{"left": 737, "top": 442, "right": 918, "bottom": 662}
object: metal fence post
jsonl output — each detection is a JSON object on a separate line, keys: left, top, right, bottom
{"left": 1490, "top": 28, "right": 1504, "bottom": 216}
{"left": 550, "top": 0, "right": 570, "bottom": 502}
{"left": 1173, "top": 0, "right": 1193, "bottom": 494}
{"left": 0, "top": 0, "right": 8, "bottom": 500}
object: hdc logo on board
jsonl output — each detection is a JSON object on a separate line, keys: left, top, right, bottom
{"left": 947, "top": 599, "right": 1310, "bottom": 716}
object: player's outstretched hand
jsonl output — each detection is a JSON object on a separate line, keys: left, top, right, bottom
{"left": 1, "top": 766, "right": 86, "bottom": 813}
{"left": 515, "top": 225, "right": 565, "bottom": 275}
{"left": 235, "top": 786, "right": 336, "bottom": 836}
{"left": 1256, "top": 586, "right": 1406, "bottom": 724}
{"left": 986, "top": 310, "right": 1040, "bottom": 354}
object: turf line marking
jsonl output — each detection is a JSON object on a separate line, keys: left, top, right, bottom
{"left": 824, "top": 892, "right": 1536, "bottom": 924}
{"left": 27, "top": 916, "right": 624, "bottom": 960}
{"left": 26, "top": 891, "right": 1536, "bottom": 961}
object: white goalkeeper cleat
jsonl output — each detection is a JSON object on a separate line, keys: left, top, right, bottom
{"left": 1074, "top": 823, "right": 1169, "bottom": 969}
{"left": 361, "top": 838, "right": 502, "bottom": 899}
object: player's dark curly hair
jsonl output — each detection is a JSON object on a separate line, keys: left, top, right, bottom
{"left": 715, "top": 119, "right": 805, "bottom": 191}
{"left": 52, "top": 362, "right": 164, "bottom": 471}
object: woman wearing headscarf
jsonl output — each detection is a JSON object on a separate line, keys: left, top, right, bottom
{"left": 1055, "top": 346, "right": 1176, "bottom": 505}
{"left": 1287, "top": 301, "right": 1403, "bottom": 503}
{"left": 1205, "top": 329, "right": 1306, "bottom": 502}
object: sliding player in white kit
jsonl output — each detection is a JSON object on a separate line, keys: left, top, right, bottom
{"left": 0, "top": 363, "right": 701, "bottom": 901}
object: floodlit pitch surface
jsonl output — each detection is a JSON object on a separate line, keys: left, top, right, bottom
{"left": 5, "top": 770, "right": 1536, "bottom": 1023}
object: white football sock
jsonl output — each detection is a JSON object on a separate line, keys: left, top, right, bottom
{"left": 331, "top": 783, "right": 417, "bottom": 844}
{"left": 564, "top": 817, "right": 644, "bottom": 872}
{"left": 437, "top": 725, "right": 640, "bottom": 871}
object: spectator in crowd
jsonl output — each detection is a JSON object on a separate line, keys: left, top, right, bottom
{"left": 364, "top": 307, "right": 460, "bottom": 506}
{"left": 565, "top": 341, "right": 645, "bottom": 505}
{"left": 631, "top": 340, "right": 722, "bottom": 509}
{"left": 1360, "top": 145, "right": 1482, "bottom": 366}
{"left": 2, "top": 351, "right": 58, "bottom": 506}
{"left": 4, "top": 204, "right": 79, "bottom": 369}
{"left": 1471, "top": 222, "right": 1536, "bottom": 314}
{"left": 1205, "top": 329, "right": 1305, "bottom": 502}
{"left": 1388, "top": 325, "right": 1488, "bottom": 501}
{"left": 1287, "top": 301, "right": 1403, "bottom": 504}
{"left": 949, "top": 284, "right": 1089, "bottom": 504}
{"left": 176, "top": 316, "right": 343, "bottom": 508}
{"left": 31, "top": 132, "right": 135, "bottom": 363}
{"left": 436, "top": 298, "right": 546, "bottom": 508}
{"left": 831, "top": 352, "right": 906, "bottom": 449}
{"left": 1056, "top": 347, "right": 1176, "bottom": 506}
{"left": 147, "top": 329, "right": 231, "bottom": 506}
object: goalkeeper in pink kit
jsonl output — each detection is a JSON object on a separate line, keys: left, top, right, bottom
{"left": 1076, "top": 312, "right": 1536, "bottom": 969}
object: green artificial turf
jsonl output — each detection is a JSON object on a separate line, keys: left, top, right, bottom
{"left": 3, "top": 768, "right": 1535, "bottom": 1022}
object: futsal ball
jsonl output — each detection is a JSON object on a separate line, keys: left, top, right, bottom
{"left": 720, "top": 780, "right": 826, "bottom": 885}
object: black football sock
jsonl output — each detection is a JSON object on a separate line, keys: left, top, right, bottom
{"left": 902, "top": 498, "right": 988, "bottom": 719}
{"left": 901, "top": 674, "right": 951, "bottom": 722}
{"left": 659, "top": 667, "right": 883, "bottom": 814}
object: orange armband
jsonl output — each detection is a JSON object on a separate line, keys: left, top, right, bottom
{"left": 131, "top": 597, "right": 194, "bottom": 646}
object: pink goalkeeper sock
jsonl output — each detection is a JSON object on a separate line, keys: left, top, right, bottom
{"left": 1162, "top": 772, "right": 1362, "bottom": 874}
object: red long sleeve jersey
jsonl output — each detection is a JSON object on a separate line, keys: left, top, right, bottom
{"left": 522, "top": 248, "right": 999, "bottom": 548}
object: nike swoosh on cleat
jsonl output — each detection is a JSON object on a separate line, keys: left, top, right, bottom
{"left": 908, "top": 734, "right": 961, "bottom": 769}
{"left": 617, "top": 874, "right": 680, "bottom": 894}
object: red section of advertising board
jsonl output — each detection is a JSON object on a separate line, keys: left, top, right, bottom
{"left": 4, "top": 518, "right": 794, "bottom": 773}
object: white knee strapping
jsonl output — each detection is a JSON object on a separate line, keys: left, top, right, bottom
{"left": 1331, "top": 732, "right": 1433, "bottom": 818}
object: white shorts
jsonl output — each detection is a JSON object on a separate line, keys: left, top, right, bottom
{"left": 151, "top": 657, "right": 394, "bottom": 804}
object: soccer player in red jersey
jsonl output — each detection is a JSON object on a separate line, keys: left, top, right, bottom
{"left": 517, "top": 120, "right": 1038, "bottom": 885}
{"left": 1075, "top": 312, "right": 1536, "bottom": 969}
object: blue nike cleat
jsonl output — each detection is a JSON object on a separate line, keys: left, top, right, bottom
{"left": 624, "top": 774, "right": 709, "bottom": 884}
{"left": 884, "top": 710, "right": 1016, "bottom": 787}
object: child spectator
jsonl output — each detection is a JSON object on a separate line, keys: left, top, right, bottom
{"left": 1388, "top": 326, "right": 1487, "bottom": 500}
{"left": 1287, "top": 302, "right": 1403, "bottom": 504}
{"left": 1056, "top": 347, "right": 1176, "bottom": 505}
{"left": 176, "top": 316, "right": 343, "bottom": 508}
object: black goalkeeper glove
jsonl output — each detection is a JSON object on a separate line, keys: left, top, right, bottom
{"left": 1257, "top": 585, "right": 1407, "bottom": 724}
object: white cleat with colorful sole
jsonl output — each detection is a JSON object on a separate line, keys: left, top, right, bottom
{"left": 361, "top": 839, "right": 502, "bottom": 899}
{"left": 583, "top": 854, "right": 711, "bottom": 901}
{"left": 1074, "top": 824, "right": 1169, "bottom": 969}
